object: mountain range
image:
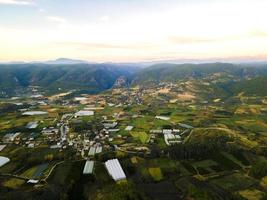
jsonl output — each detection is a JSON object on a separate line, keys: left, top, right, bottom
{"left": 1, "top": 60, "right": 267, "bottom": 97}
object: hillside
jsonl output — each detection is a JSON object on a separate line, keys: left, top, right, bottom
{"left": 1, "top": 62, "right": 267, "bottom": 97}
{"left": 132, "top": 63, "right": 267, "bottom": 84}
{"left": 0, "top": 63, "right": 137, "bottom": 95}
{"left": 132, "top": 63, "right": 267, "bottom": 97}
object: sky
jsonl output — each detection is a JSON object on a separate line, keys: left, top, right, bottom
{"left": 0, "top": 0, "right": 267, "bottom": 62}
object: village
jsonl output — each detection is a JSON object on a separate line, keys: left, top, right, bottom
{"left": 0, "top": 84, "right": 194, "bottom": 186}
{"left": 1, "top": 81, "right": 265, "bottom": 200}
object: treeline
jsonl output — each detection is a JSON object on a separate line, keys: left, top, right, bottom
{"left": 166, "top": 135, "right": 242, "bottom": 160}
{"left": 0, "top": 103, "right": 22, "bottom": 114}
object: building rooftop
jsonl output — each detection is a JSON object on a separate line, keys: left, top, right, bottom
{"left": 0, "top": 156, "right": 10, "bottom": 168}
{"left": 125, "top": 126, "right": 134, "bottom": 131}
{"left": 75, "top": 110, "right": 94, "bottom": 117}
{"left": 105, "top": 159, "right": 126, "bottom": 181}
{"left": 83, "top": 160, "right": 94, "bottom": 174}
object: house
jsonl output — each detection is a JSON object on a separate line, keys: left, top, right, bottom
{"left": 173, "top": 129, "right": 180, "bottom": 133}
{"left": 105, "top": 159, "right": 126, "bottom": 181}
{"left": 28, "top": 143, "right": 35, "bottom": 148}
{"left": 162, "top": 129, "right": 172, "bottom": 134}
{"left": 150, "top": 130, "right": 162, "bottom": 134}
{"left": 26, "top": 121, "right": 38, "bottom": 129}
{"left": 164, "top": 133, "right": 182, "bottom": 146}
{"left": 3, "top": 133, "right": 21, "bottom": 143}
{"left": 103, "top": 122, "right": 118, "bottom": 129}
{"left": 125, "top": 126, "right": 134, "bottom": 131}
{"left": 42, "top": 127, "right": 59, "bottom": 136}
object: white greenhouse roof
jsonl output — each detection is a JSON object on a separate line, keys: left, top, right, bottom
{"left": 83, "top": 160, "right": 94, "bottom": 174}
{"left": 22, "top": 111, "right": 48, "bottom": 116}
{"left": 88, "top": 147, "right": 96, "bottom": 156}
{"left": 155, "top": 116, "right": 170, "bottom": 121}
{"left": 0, "top": 145, "right": 6, "bottom": 152}
{"left": 75, "top": 110, "right": 94, "bottom": 117}
{"left": 105, "top": 159, "right": 126, "bottom": 181}
{"left": 95, "top": 146, "right": 103, "bottom": 154}
{"left": 0, "top": 156, "right": 10, "bottom": 167}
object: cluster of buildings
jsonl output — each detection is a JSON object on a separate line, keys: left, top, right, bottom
{"left": 82, "top": 158, "right": 127, "bottom": 182}
{"left": 150, "top": 124, "right": 193, "bottom": 146}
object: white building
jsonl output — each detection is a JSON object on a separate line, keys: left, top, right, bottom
{"left": 83, "top": 160, "right": 94, "bottom": 174}
{"left": 3, "top": 132, "right": 21, "bottom": 143}
{"left": 162, "top": 129, "right": 172, "bottom": 134}
{"left": 155, "top": 116, "right": 170, "bottom": 121}
{"left": 75, "top": 110, "right": 94, "bottom": 117}
{"left": 105, "top": 159, "right": 126, "bottom": 181}
{"left": 22, "top": 111, "right": 48, "bottom": 116}
{"left": 0, "top": 145, "right": 6, "bottom": 152}
{"left": 88, "top": 147, "right": 96, "bottom": 156}
{"left": 26, "top": 121, "right": 39, "bottom": 129}
{"left": 95, "top": 146, "right": 103, "bottom": 154}
{"left": 125, "top": 126, "right": 134, "bottom": 131}
{"left": 164, "top": 133, "right": 182, "bottom": 146}
{"left": 150, "top": 130, "right": 162, "bottom": 134}
{"left": 103, "top": 122, "right": 118, "bottom": 129}
{"left": 0, "top": 156, "right": 10, "bottom": 167}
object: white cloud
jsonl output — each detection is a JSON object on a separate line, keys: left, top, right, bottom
{"left": 0, "top": 0, "right": 33, "bottom": 5}
{"left": 1, "top": 0, "right": 267, "bottom": 62}
{"left": 46, "top": 16, "right": 67, "bottom": 23}
{"left": 99, "top": 16, "right": 110, "bottom": 23}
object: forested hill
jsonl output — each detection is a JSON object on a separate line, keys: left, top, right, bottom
{"left": 131, "top": 62, "right": 267, "bottom": 97}
{"left": 1, "top": 62, "right": 267, "bottom": 96}
{"left": 132, "top": 63, "right": 267, "bottom": 85}
{"left": 0, "top": 63, "right": 138, "bottom": 94}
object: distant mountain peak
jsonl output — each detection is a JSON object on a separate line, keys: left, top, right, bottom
{"left": 43, "top": 58, "right": 90, "bottom": 65}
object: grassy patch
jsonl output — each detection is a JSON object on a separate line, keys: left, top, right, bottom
{"left": 131, "top": 156, "right": 138, "bottom": 164}
{"left": 130, "top": 131, "right": 149, "bottom": 144}
{"left": 222, "top": 152, "right": 244, "bottom": 167}
{"left": 3, "top": 178, "right": 25, "bottom": 189}
{"left": 148, "top": 167, "right": 163, "bottom": 181}
{"left": 260, "top": 176, "right": 267, "bottom": 189}
{"left": 210, "top": 173, "right": 257, "bottom": 191}
{"left": 192, "top": 159, "right": 218, "bottom": 173}
{"left": 238, "top": 189, "right": 265, "bottom": 200}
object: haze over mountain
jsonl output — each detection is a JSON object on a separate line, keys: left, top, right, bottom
{"left": 38, "top": 58, "right": 91, "bottom": 65}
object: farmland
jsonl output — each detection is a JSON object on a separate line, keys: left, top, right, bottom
{"left": 1, "top": 74, "right": 267, "bottom": 199}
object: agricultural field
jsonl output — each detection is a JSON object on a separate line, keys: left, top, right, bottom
{"left": 1, "top": 77, "right": 267, "bottom": 200}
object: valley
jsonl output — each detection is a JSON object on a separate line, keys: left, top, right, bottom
{"left": 1, "top": 63, "right": 267, "bottom": 199}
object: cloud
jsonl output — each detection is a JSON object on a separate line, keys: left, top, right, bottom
{"left": 57, "top": 41, "right": 160, "bottom": 50}
{"left": 0, "top": 0, "right": 33, "bottom": 5}
{"left": 249, "top": 30, "right": 267, "bottom": 38}
{"left": 46, "top": 16, "right": 67, "bottom": 23}
{"left": 168, "top": 36, "right": 216, "bottom": 44}
{"left": 99, "top": 16, "right": 110, "bottom": 23}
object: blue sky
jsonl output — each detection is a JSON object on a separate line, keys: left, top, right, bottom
{"left": 0, "top": 0, "right": 267, "bottom": 62}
